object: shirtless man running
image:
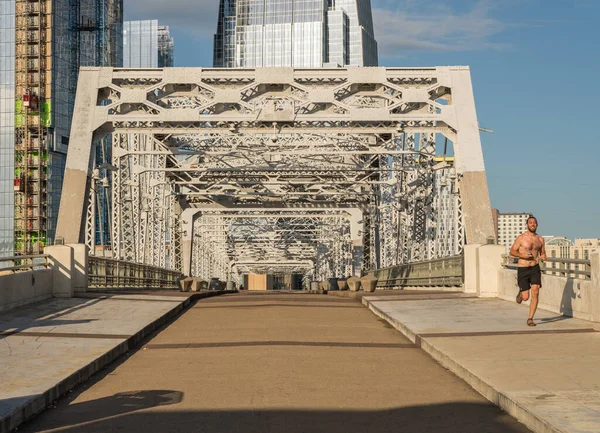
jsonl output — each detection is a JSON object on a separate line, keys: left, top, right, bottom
{"left": 509, "top": 216, "right": 547, "bottom": 326}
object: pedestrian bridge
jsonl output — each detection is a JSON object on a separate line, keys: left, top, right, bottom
{"left": 3, "top": 68, "right": 600, "bottom": 433}
{"left": 53, "top": 66, "right": 494, "bottom": 285}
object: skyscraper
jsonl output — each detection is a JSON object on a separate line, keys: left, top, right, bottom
{"left": 123, "top": 20, "right": 175, "bottom": 68}
{"left": 0, "top": 0, "right": 122, "bottom": 256}
{"left": 213, "top": 0, "right": 378, "bottom": 68}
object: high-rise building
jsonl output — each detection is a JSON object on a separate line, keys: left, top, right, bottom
{"left": 494, "top": 211, "right": 532, "bottom": 251}
{"left": 123, "top": 20, "right": 174, "bottom": 68}
{"left": 0, "top": 0, "right": 122, "bottom": 256}
{"left": 213, "top": 0, "right": 378, "bottom": 68}
{"left": 158, "top": 26, "right": 175, "bottom": 67}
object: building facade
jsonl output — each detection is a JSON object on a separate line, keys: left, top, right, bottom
{"left": 0, "top": 0, "right": 122, "bottom": 256}
{"left": 123, "top": 20, "right": 174, "bottom": 68}
{"left": 494, "top": 211, "right": 532, "bottom": 251}
{"left": 213, "top": 0, "right": 378, "bottom": 67}
{"left": 158, "top": 26, "right": 175, "bottom": 67}
{"left": 545, "top": 237, "right": 599, "bottom": 278}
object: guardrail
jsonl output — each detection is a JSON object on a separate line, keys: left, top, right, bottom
{"left": 88, "top": 256, "right": 182, "bottom": 289}
{"left": 0, "top": 255, "right": 49, "bottom": 273}
{"left": 502, "top": 255, "right": 591, "bottom": 280}
{"left": 368, "top": 255, "right": 464, "bottom": 288}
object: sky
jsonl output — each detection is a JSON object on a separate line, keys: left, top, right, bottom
{"left": 124, "top": 0, "right": 600, "bottom": 241}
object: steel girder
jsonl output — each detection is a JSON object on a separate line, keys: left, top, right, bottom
{"left": 57, "top": 67, "right": 495, "bottom": 281}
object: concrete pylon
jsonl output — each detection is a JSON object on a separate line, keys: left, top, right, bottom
{"left": 45, "top": 245, "right": 74, "bottom": 298}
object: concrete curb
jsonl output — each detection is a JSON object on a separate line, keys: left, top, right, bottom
{"left": 0, "top": 290, "right": 234, "bottom": 433}
{"left": 362, "top": 297, "right": 567, "bottom": 433}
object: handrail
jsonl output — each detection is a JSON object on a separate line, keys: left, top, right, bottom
{"left": 0, "top": 255, "right": 49, "bottom": 272}
{"left": 502, "top": 255, "right": 591, "bottom": 280}
{"left": 368, "top": 255, "right": 464, "bottom": 288}
{"left": 88, "top": 256, "right": 182, "bottom": 290}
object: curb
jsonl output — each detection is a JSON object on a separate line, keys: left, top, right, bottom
{"left": 1, "top": 290, "right": 233, "bottom": 433}
{"left": 362, "top": 297, "right": 566, "bottom": 433}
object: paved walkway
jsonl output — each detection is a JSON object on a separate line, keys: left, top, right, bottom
{"left": 15, "top": 291, "right": 529, "bottom": 433}
{"left": 0, "top": 291, "right": 226, "bottom": 433}
{"left": 361, "top": 291, "right": 600, "bottom": 433}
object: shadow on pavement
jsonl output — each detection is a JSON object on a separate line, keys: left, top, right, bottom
{"left": 538, "top": 315, "right": 572, "bottom": 324}
{"left": 19, "top": 393, "right": 530, "bottom": 433}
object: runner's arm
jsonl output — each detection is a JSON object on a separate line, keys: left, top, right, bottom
{"left": 509, "top": 237, "right": 523, "bottom": 259}
{"left": 540, "top": 238, "right": 547, "bottom": 261}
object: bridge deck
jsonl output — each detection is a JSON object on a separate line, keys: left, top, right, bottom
{"left": 12, "top": 292, "right": 528, "bottom": 433}
{"left": 363, "top": 294, "right": 600, "bottom": 433}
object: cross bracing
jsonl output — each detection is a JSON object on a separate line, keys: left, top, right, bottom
{"left": 56, "top": 67, "right": 494, "bottom": 282}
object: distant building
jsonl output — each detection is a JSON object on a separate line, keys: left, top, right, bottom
{"left": 494, "top": 211, "right": 532, "bottom": 250}
{"left": 0, "top": 0, "right": 122, "bottom": 256}
{"left": 545, "top": 238, "right": 599, "bottom": 278}
{"left": 158, "top": 26, "right": 175, "bottom": 67}
{"left": 213, "top": 0, "right": 378, "bottom": 68}
{"left": 574, "top": 238, "right": 600, "bottom": 248}
{"left": 544, "top": 237, "right": 573, "bottom": 261}
{"left": 123, "top": 20, "right": 174, "bottom": 67}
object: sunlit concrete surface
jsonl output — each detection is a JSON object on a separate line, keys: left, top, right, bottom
{"left": 365, "top": 293, "right": 600, "bottom": 433}
{"left": 17, "top": 292, "right": 529, "bottom": 433}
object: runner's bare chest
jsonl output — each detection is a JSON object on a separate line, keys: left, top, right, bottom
{"left": 520, "top": 235, "right": 542, "bottom": 254}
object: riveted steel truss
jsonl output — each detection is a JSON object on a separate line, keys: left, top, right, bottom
{"left": 190, "top": 210, "right": 353, "bottom": 282}
{"left": 57, "top": 67, "right": 494, "bottom": 281}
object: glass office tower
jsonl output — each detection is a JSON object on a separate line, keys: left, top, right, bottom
{"left": 213, "top": 0, "right": 378, "bottom": 67}
{"left": 0, "top": 0, "right": 122, "bottom": 256}
{"left": 123, "top": 20, "right": 175, "bottom": 68}
{"left": 158, "top": 26, "right": 175, "bottom": 67}
{"left": 0, "top": 0, "right": 16, "bottom": 256}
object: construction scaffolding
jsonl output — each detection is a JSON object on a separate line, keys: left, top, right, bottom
{"left": 14, "top": 0, "right": 50, "bottom": 254}
{"left": 12, "top": 0, "right": 122, "bottom": 255}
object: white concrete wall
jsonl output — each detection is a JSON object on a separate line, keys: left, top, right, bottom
{"left": 0, "top": 269, "right": 53, "bottom": 313}
{"left": 498, "top": 269, "right": 595, "bottom": 322}
{"left": 45, "top": 245, "right": 74, "bottom": 298}
{"left": 465, "top": 247, "right": 600, "bottom": 322}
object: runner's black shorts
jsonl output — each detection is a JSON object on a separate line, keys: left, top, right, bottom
{"left": 517, "top": 265, "right": 542, "bottom": 292}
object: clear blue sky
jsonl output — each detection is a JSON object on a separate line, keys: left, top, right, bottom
{"left": 125, "top": 0, "right": 600, "bottom": 241}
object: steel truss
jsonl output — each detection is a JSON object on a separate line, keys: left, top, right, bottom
{"left": 190, "top": 210, "right": 352, "bottom": 282}
{"left": 57, "top": 67, "right": 494, "bottom": 282}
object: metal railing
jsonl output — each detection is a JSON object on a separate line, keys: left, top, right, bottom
{"left": 0, "top": 255, "right": 49, "bottom": 273}
{"left": 502, "top": 255, "right": 591, "bottom": 280}
{"left": 368, "top": 255, "right": 464, "bottom": 288}
{"left": 88, "top": 256, "right": 182, "bottom": 289}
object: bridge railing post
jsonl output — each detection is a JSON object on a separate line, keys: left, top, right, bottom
{"left": 590, "top": 253, "right": 600, "bottom": 322}
{"left": 66, "top": 244, "right": 88, "bottom": 293}
{"left": 45, "top": 245, "right": 74, "bottom": 298}
{"left": 476, "top": 244, "right": 506, "bottom": 298}
{"left": 463, "top": 244, "right": 482, "bottom": 294}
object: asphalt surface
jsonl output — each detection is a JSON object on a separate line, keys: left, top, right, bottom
{"left": 18, "top": 292, "right": 531, "bottom": 433}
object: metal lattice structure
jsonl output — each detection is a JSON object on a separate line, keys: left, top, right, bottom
{"left": 56, "top": 67, "right": 494, "bottom": 282}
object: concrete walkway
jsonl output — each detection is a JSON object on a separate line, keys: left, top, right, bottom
{"left": 0, "top": 291, "right": 228, "bottom": 433}
{"left": 362, "top": 291, "right": 600, "bottom": 433}
{"left": 16, "top": 292, "right": 529, "bottom": 433}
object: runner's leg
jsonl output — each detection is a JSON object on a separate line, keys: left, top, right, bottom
{"left": 528, "top": 285, "right": 540, "bottom": 319}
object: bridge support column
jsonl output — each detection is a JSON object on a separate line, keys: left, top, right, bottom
{"left": 181, "top": 209, "right": 197, "bottom": 277}
{"left": 451, "top": 67, "right": 495, "bottom": 244}
{"left": 67, "top": 244, "right": 88, "bottom": 293}
{"left": 45, "top": 245, "right": 74, "bottom": 298}
{"left": 56, "top": 68, "right": 107, "bottom": 244}
{"left": 463, "top": 244, "right": 482, "bottom": 294}
{"left": 476, "top": 244, "right": 505, "bottom": 298}
{"left": 463, "top": 243, "right": 505, "bottom": 297}
{"left": 590, "top": 253, "right": 600, "bottom": 322}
